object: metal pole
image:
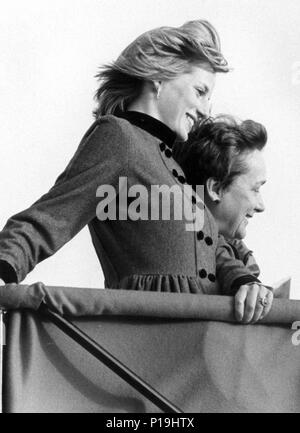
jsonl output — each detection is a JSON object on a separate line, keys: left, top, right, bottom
{"left": 39, "top": 304, "right": 183, "bottom": 413}
{"left": 0, "top": 309, "right": 6, "bottom": 414}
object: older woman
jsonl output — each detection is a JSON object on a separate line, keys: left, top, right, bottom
{"left": 0, "top": 20, "right": 261, "bottom": 322}
{"left": 175, "top": 115, "right": 274, "bottom": 322}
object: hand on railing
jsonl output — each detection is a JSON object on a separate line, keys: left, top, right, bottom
{"left": 234, "top": 283, "right": 274, "bottom": 324}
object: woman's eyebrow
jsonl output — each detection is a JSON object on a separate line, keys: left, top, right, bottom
{"left": 256, "top": 179, "right": 267, "bottom": 186}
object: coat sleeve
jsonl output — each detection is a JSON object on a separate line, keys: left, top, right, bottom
{"left": 228, "top": 239, "right": 260, "bottom": 278}
{"left": 0, "top": 116, "right": 129, "bottom": 283}
{"left": 216, "top": 235, "right": 260, "bottom": 295}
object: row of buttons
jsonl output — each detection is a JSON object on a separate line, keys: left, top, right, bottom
{"left": 159, "top": 142, "right": 173, "bottom": 159}
{"left": 159, "top": 143, "right": 187, "bottom": 184}
{"left": 159, "top": 141, "right": 216, "bottom": 285}
{"left": 161, "top": 146, "right": 206, "bottom": 210}
{"left": 172, "top": 169, "right": 186, "bottom": 185}
{"left": 199, "top": 269, "right": 216, "bottom": 282}
{"left": 197, "top": 231, "right": 213, "bottom": 245}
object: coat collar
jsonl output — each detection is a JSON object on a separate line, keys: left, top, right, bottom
{"left": 116, "top": 111, "right": 177, "bottom": 149}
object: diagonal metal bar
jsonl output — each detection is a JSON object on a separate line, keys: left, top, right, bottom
{"left": 0, "top": 309, "right": 6, "bottom": 414}
{"left": 38, "top": 303, "right": 183, "bottom": 413}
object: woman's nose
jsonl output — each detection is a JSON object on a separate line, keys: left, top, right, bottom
{"left": 255, "top": 195, "right": 265, "bottom": 213}
{"left": 197, "top": 100, "right": 211, "bottom": 119}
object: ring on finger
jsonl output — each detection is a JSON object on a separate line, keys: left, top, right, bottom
{"left": 258, "top": 296, "right": 269, "bottom": 308}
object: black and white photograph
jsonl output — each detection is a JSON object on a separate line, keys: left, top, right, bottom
{"left": 0, "top": 0, "right": 300, "bottom": 415}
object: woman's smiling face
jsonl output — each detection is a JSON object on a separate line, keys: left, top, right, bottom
{"left": 155, "top": 64, "right": 216, "bottom": 141}
{"left": 214, "top": 150, "right": 267, "bottom": 240}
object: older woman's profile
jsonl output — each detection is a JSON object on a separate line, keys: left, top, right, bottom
{"left": 176, "top": 115, "right": 275, "bottom": 320}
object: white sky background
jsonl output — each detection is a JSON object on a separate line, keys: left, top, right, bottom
{"left": 0, "top": 0, "right": 299, "bottom": 297}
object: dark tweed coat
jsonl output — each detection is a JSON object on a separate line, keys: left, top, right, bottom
{"left": 0, "top": 112, "right": 258, "bottom": 294}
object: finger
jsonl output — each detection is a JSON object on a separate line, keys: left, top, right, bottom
{"left": 251, "top": 289, "right": 266, "bottom": 323}
{"left": 242, "top": 284, "right": 259, "bottom": 323}
{"left": 259, "top": 290, "right": 274, "bottom": 320}
{"left": 252, "top": 287, "right": 273, "bottom": 322}
{"left": 234, "top": 285, "right": 248, "bottom": 322}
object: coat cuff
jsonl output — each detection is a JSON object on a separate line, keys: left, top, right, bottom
{"left": 0, "top": 260, "right": 18, "bottom": 283}
{"left": 231, "top": 275, "right": 261, "bottom": 294}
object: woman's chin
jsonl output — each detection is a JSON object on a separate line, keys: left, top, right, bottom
{"left": 222, "top": 228, "right": 246, "bottom": 240}
{"left": 176, "top": 131, "right": 188, "bottom": 142}
{"left": 235, "top": 227, "right": 247, "bottom": 240}
{"left": 235, "top": 232, "right": 246, "bottom": 240}
{"left": 233, "top": 219, "right": 249, "bottom": 240}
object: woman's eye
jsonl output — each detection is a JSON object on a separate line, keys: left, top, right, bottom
{"left": 196, "top": 88, "right": 205, "bottom": 96}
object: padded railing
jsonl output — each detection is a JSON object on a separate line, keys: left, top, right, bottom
{"left": 1, "top": 281, "right": 300, "bottom": 413}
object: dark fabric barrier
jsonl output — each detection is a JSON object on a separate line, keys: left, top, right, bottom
{"left": 1, "top": 283, "right": 300, "bottom": 413}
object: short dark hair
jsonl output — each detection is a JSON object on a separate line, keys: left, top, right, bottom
{"left": 176, "top": 115, "right": 267, "bottom": 190}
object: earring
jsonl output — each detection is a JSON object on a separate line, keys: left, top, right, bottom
{"left": 156, "top": 85, "right": 161, "bottom": 100}
{"left": 154, "top": 82, "right": 161, "bottom": 100}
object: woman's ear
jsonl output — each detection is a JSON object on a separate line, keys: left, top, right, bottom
{"left": 206, "top": 178, "right": 223, "bottom": 203}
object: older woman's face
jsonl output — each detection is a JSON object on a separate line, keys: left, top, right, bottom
{"left": 156, "top": 64, "right": 216, "bottom": 141}
{"left": 213, "top": 150, "right": 266, "bottom": 240}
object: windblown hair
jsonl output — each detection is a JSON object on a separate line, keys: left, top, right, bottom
{"left": 93, "top": 20, "right": 229, "bottom": 118}
{"left": 177, "top": 115, "right": 267, "bottom": 190}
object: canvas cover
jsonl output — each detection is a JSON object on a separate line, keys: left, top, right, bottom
{"left": 1, "top": 283, "right": 300, "bottom": 413}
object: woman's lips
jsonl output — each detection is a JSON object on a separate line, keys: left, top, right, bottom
{"left": 186, "top": 114, "right": 195, "bottom": 131}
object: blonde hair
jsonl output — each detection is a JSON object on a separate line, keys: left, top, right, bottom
{"left": 93, "top": 20, "right": 229, "bottom": 118}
